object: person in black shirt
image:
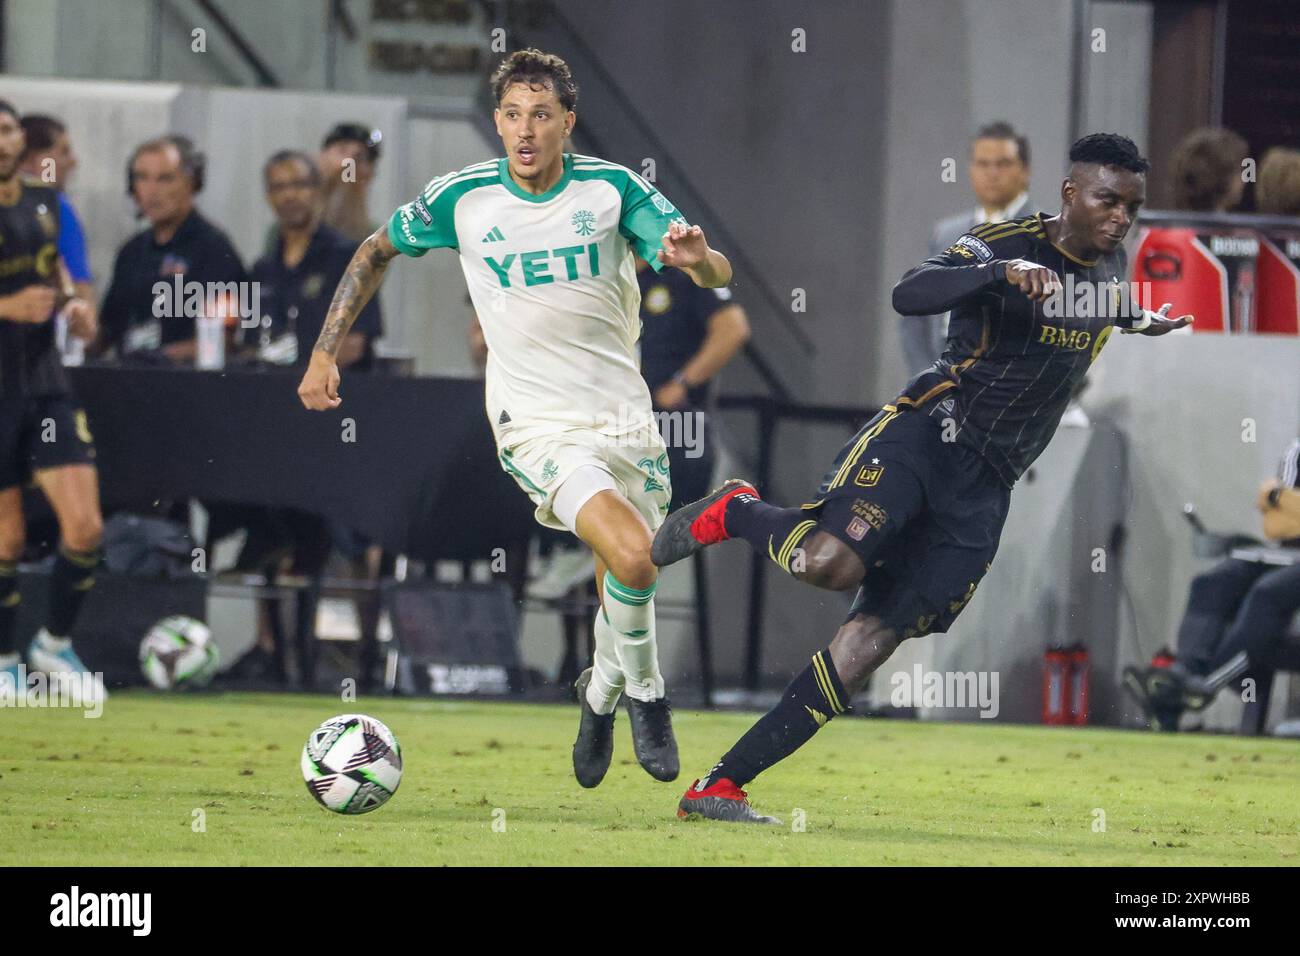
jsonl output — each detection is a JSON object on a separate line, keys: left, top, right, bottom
{"left": 1126, "top": 439, "right": 1300, "bottom": 729}
{"left": 0, "top": 100, "right": 104, "bottom": 700}
{"left": 95, "top": 135, "right": 245, "bottom": 363}
{"left": 637, "top": 254, "right": 749, "bottom": 508}
{"left": 655, "top": 134, "right": 1192, "bottom": 824}
{"left": 245, "top": 150, "right": 382, "bottom": 367}
{"left": 219, "top": 150, "right": 383, "bottom": 682}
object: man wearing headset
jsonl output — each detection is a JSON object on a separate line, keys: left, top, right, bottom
{"left": 94, "top": 135, "right": 245, "bottom": 362}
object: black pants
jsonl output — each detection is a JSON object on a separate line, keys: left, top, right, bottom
{"left": 665, "top": 409, "right": 715, "bottom": 511}
{"left": 1175, "top": 557, "right": 1300, "bottom": 674}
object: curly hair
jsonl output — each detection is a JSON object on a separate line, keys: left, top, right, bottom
{"left": 1069, "top": 132, "right": 1149, "bottom": 174}
{"left": 490, "top": 48, "right": 578, "bottom": 112}
{"left": 1169, "top": 128, "right": 1248, "bottom": 211}
{"left": 1256, "top": 147, "right": 1300, "bottom": 216}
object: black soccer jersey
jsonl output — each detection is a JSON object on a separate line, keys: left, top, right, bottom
{"left": 892, "top": 213, "right": 1137, "bottom": 487}
{"left": 0, "top": 179, "right": 65, "bottom": 398}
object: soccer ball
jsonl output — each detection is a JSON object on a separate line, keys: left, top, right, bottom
{"left": 139, "top": 616, "right": 220, "bottom": 690}
{"left": 301, "top": 714, "right": 403, "bottom": 814}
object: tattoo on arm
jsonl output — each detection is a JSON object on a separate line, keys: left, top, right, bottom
{"left": 315, "top": 228, "right": 398, "bottom": 357}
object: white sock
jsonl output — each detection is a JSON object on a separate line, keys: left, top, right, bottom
{"left": 602, "top": 571, "right": 664, "bottom": 702}
{"left": 586, "top": 608, "right": 625, "bottom": 715}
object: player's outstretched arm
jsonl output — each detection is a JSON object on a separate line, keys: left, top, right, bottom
{"left": 657, "top": 220, "right": 732, "bottom": 288}
{"left": 298, "top": 227, "right": 399, "bottom": 410}
{"left": 893, "top": 255, "right": 1060, "bottom": 315}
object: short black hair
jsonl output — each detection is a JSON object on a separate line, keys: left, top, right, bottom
{"left": 20, "top": 114, "right": 65, "bottom": 158}
{"left": 1069, "top": 133, "right": 1149, "bottom": 174}
{"left": 322, "top": 123, "right": 382, "bottom": 163}
{"left": 263, "top": 149, "right": 321, "bottom": 186}
{"left": 491, "top": 48, "right": 578, "bottom": 112}
{"left": 973, "top": 120, "right": 1030, "bottom": 168}
{"left": 0, "top": 100, "right": 19, "bottom": 123}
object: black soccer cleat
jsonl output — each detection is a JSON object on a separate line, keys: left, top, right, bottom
{"left": 1134, "top": 666, "right": 1191, "bottom": 731}
{"left": 624, "top": 694, "right": 680, "bottom": 782}
{"left": 1123, "top": 665, "right": 1157, "bottom": 725}
{"left": 650, "top": 479, "right": 755, "bottom": 568}
{"left": 677, "top": 778, "right": 782, "bottom": 825}
{"left": 572, "top": 668, "right": 617, "bottom": 788}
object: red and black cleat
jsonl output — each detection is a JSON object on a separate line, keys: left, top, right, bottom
{"left": 677, "top": 778, "right": 782, "bottom": 825}
{"left": 650, "top": 479, "right": 756, "bottom": 568}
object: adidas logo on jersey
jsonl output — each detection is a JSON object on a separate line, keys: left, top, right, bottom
{"left": 482, "top": 226, "right": 505, "bottom": 243}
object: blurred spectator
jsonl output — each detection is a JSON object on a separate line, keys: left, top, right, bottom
{"left": 638, "top": 254, "right": 749, "bottom": 508}
{"left": 95, "top": 135, "right": 245, "bottom": 363}
{"left": 1168, "top": 127, "right": 1248, "bottom": 213}
{"left": 318, "top": 122, "right": 382, "bottom": 243}
{"left": 1256, "top": 147, "right": 1300, "bottom": 216}
{"left": 900, "top": 120, "right": 1033, "bottom": 374}
{"left": 18, "top": 114, "right": 94, "bottom": 307}
{"left": 1126, "top": 439, "right": 1300, "bottom": 729}
{"left": 246, "top": 149, "right": 382, "bottom": 368}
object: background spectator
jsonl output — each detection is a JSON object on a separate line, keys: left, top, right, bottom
{"left": 899, "top": 121, "right": 1033, "bottom": 374}
{"left": 1169, "top": 127, "right": 1249, "bottom": 213}
{"left": 18, "top": 114, "right": 93, "bottom": 308}
{"left": 247, "top": 149, "right": 382, "bottom": 368}
{"left": 318, "top": 122, "right": 382, "bottom": 243}
{"left": 95, "top": 135, "right": 245, "bottom": 363}
{"left": 1256, "top": 147, "right": 1300, "bottom": 216}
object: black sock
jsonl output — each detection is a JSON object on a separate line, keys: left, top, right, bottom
{"left": 0, "top": 561, "right": 18, "bottom": 655}
{"left": 47, "top": 546, "right": 100, "bottom": 638}
{"left": 724, "top": 491, "right": 818, "bottom": 574}
{"left": 704, "top": 648, "right": 850, "bottom": 788}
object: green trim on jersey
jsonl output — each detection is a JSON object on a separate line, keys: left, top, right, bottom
{"left": 496, "top": 154, "right": 575, "bottom": 203}
{"left": 570, "top": 155, "right": 684, "bottom": 273}
{"left": 387, "top": 161, "right": 503, "bottom": 257}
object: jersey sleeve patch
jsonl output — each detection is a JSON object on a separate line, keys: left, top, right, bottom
{"left": 945, "top": 234, "right": 995, "bottom": 263}
{"left": 620, "top": 182, "right": 687, "bottom": 272}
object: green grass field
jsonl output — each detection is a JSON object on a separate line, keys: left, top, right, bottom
{"left": 4, "top": 691, "right": 1298, "bottom": 866}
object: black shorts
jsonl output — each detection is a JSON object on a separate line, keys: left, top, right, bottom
{"left": 803, "top": 405, "right": 1011, "bottom": 640}
{"left": 0, "top": 394, "right": 97, "bottom": 490}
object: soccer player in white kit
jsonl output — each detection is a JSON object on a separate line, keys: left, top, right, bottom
{"left": 298, "top": 49, "right": 733, "bottom": 789}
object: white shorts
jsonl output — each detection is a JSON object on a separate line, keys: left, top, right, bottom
{"left": 498, "top": 424, "right": 672, "bottom": 533}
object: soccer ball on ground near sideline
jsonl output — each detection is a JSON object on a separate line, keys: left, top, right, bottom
{"left": 301, "top": 714, "right": 403, "bottom": 814}
{"left": 139, "top": 615, "right": 220, "bottom": 690}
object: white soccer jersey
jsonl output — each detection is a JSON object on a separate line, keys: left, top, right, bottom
{"left": 387, "top": 153, "right": 688, "bottom": 448}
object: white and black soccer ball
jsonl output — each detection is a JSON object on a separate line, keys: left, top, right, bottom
{"left": 301, "top": 714, "right": 403, "bottom": 814}
{"left": 139, "top": 615, "right": 220, "bottom": 690}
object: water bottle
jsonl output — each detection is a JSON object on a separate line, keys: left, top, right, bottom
{"left": 196, "top": 314, "right": 225, "bottom": 369}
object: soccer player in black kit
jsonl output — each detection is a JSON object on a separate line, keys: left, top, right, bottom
{"left": 654, "top": 134, "right": 1192, "bottom": 823}
{"left": 0, "top": 101, "right": 104, "bottom": 702}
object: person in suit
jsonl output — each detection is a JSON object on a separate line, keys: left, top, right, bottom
{"left": 900, "top": 121, "right": 1033, "bottom": 374}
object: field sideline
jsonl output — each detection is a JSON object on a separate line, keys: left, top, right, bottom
{"left": 4, "top": 691, "right": 1298, "bottom": 866}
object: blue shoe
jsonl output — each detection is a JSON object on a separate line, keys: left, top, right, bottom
{"left": 27, "top": 629, "right": 107, "bottom": 705}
